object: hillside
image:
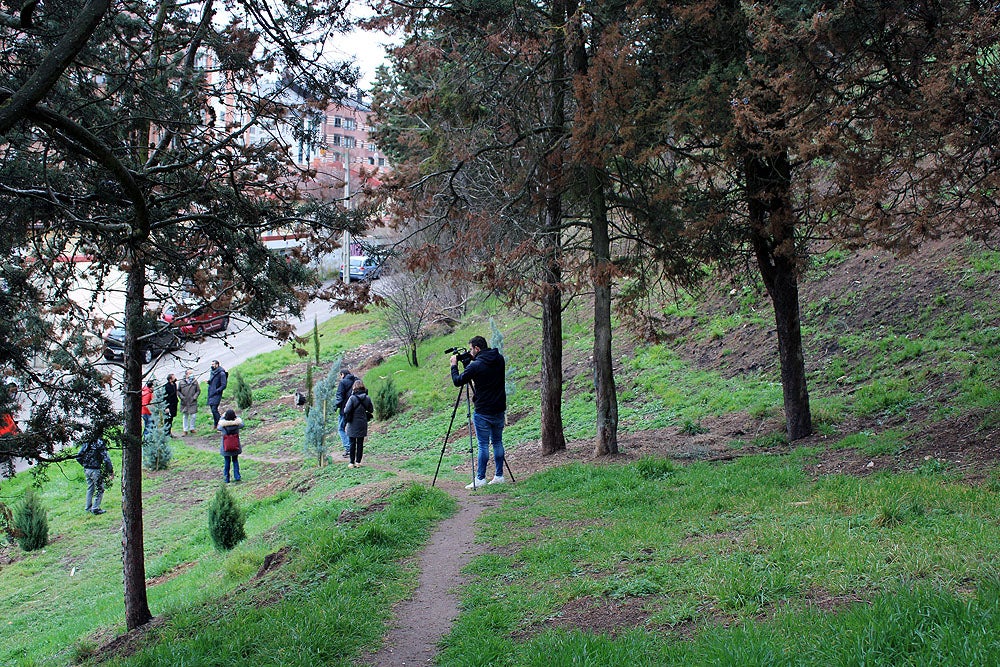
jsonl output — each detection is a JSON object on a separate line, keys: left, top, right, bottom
{"left": 1, "top": 235, "right": 998, "bottom": 666}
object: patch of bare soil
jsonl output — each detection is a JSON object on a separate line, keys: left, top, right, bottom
{"left": 88, "top": 615, "right": 167, "bottom": 663}
{"left": 146, "top": 561, "right": 196, "bottom": 587}
{"left": 522, "top": 595, "right": 657, "bottom": 640}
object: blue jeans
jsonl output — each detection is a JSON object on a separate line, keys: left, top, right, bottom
{"left": 141, "top": 413, "right": 151, "bottom": 434}
{"left": 224, "top": 454, "right": 240, "bottom": 482}
{"left": 338, "top": 412, "right": 350, "bottom": 453}
{"left": 84, "top": 468, "right": 105, "bottom": 511}
{"left": 473, "top": 411, "right": 505, "bottom": 481}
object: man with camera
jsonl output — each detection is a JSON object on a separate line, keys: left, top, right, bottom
{"left": 450, "top": 336, "right": 506, "bottom": 489}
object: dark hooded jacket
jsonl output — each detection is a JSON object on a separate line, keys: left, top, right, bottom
{"left": 451, "top": 347, "right": 506, "bottom": 416}
{"left": 336, "top": 372, "right": 358, "bottom": 412}
{"left": 342, "top": 389, "right": 374, "bottom": 438}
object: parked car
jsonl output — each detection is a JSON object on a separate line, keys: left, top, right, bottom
{"left": 103, "top": 320, "right": 182, "bottom": 364}
{"left": 340, "top": 255, "right": 382, "bottom": 281}
{"left": 162, "top": 305, "right": 230, "bottom": 336}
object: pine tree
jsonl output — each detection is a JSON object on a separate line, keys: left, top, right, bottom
{"left": 312, "top": 317, "right": 321, "bottom": 365}
{"left": 302, "top": 359, "right": 341, "bottom": 466}
{"left": 14, "top": 489, "right": 48, "bottom": 552}
{"left": 207, "top": 485, "right": 245, "bottom": 551}
{"left": 143, "top": 384, "right": 172, "bottom": 471}
{"left": 304, "top": 362, "right": 314, "bottom": 417}
{"left": 372, "top": 376, "right": 399, "bottom": 421}
{"left": 233, "top": 371, "right": 253, "bottom": 411}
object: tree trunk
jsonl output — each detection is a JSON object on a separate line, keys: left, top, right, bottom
{"left": 566, "top": 0, "right": 619, "bottom": 456}
{"left": 540, "top": 237, "right": 566, "bottom": 455}
{"left": 589, "top": 168, "right": 619, "bottom": 456}
{"left": 745, "top": 153, "right": 812, "bottom": 441}
{"left": 122, "top": 249, "right": 152, "bottom": 629}
{"left": 539, "top": 0, "right": 567, "bottom": 456}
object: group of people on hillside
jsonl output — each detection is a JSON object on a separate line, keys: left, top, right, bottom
{"left": 140, "top": 361, "right": 229, "bottom": 438}
{"left": 77, "top": 329, "right": 510, "bottom": 516}
{"left": 83, "top": 359, "right": 241, "bottom": 513}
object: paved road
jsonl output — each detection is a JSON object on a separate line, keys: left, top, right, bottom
{"left": 133, "top": 293, "right": 344, "bottom": 391}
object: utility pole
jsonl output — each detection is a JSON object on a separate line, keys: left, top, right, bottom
{"left": 343, "top": 145, "right": 351, "bottom": 284}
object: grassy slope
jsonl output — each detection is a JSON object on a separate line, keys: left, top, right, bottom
{"left": 0, "top": 237, "right": 997, "bottom": 665}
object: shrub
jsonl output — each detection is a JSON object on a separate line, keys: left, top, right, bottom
{"left": 207, "top": 485, "right": 246, "bottom": 551}
{"left": 14, "top": 489, "right": 48, "bottom": 551}
{"left": 143, "top": 397, "right": 173, "bottom": 470}
{"left": 372, "top": 376, "right": 399, "bottom": 421}
{"left": 233, "top": 370, "right": 253, "bottom": 411}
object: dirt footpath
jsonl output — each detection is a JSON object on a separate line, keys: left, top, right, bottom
{"left": 363, "top": 480, "right": 500, "bottom": 666}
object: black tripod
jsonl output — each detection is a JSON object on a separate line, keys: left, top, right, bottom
{"left": 432, "top": 383, "right": 516, "bottom": 488}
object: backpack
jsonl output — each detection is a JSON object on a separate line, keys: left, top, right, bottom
{"left": 77, "top": 441, "right": 102, "bottom": 469}
{"left": 222, "top": 433, "right": 240, "bottom": 453}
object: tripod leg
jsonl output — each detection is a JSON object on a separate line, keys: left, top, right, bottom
{"left": 467, "top": 386, "right": 478, "bottom": 489}
{"left": 503, "top": 456, "right": 516, "bottom": 484}
{"left": 432, "top": 384, "right": 466, "bottom": 487}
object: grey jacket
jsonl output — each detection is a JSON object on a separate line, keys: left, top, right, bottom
{"left": 178, "top": 377, "right": 201, "bottom": 413}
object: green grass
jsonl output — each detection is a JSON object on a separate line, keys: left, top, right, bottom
{"left": 1, "top": 238, "right": 997, "bottom": 665}
{"left": 436, "top": 456, "right": 1000, "bottom": 665}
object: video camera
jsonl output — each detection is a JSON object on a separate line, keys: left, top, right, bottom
{"left": 445, "top": 346, "right": 473, "bottom": 366}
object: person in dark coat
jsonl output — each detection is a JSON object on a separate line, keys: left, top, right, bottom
{"left": 207, "top": 360, "right": 228, "bottom": 428}
{"left": 217, "top": 408, "right": 243, "bottom": 483}
{"left": 451, "top": 335, "right": 507, "bottom": 489}
{"left": 335, "top": 367, "right": 358, "bottom": 458}
{"left": 77, "top": 438, "right": 114, "bottom": 514}
{"left": 163, "top": 374, "right": 179, "bottom": 437}
{"left": 342, "top": 380, "right": 374, "bottom": 468}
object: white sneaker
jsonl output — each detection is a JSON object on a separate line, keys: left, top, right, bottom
{"left": 465, "top": 478, "right": 487, "bottom": 489}
{"left": 488, "top": 476, "right": 505, "bottom": 485}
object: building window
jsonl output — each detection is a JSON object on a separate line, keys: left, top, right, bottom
{"left": 344, "top": 118, "right": 356, "bottom": 130}
{"left": 332, "top": 152, "right": 343, "bottom": 162}
{"left": 330, "top": 134, "right": 342, "bottom": 146}
{"left": 367, "top": 156, "right": 375, "bottom": 165}
{"left": 367, "top": 142, "right": 377, "bottom": 152}
{"left": 333, "top": 116, "right": 343, "bottom": 128}
{"left": 344, "top": 136, "right": 356, "bottom": 148}
{"left": 378, "top": 157, "right": 386, "bottom": 167}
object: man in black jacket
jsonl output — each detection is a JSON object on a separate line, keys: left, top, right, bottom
{"left": 451, "top": 336, "right": 506, "bottom": 489}
{"left": 335, "top": 367, "right": 358, "bottom": 458}
{"left": 78, "top": 438, "right": 114, "bottom": 515}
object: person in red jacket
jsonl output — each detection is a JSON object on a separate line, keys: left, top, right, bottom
{"left": 141, "top": 380, "right": 154, "bottom": 435}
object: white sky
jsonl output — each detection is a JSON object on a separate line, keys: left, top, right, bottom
{"left": 331, "top": 8, "right": 398, "bottom": 90}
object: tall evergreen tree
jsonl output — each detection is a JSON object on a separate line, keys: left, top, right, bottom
{"left": 0, "top": 0, "right": 360, "bottom": 629}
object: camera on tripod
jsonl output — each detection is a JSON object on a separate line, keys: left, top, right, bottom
{"left": 445, "top": 346, "right": 473, "bottom": 366}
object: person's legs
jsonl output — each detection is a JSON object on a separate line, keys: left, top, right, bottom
{"left": 142, "top": 413, "right": 151, "bottom": 434}
{"left": 223, "top": 454, "right": 231, "bottom": 482}
{"left": 472, "top": 412, "right": 491, "bottom": 481}
{"left": 85, "top": 468, "right": 98, "bottom": 511}
{"left": 232, "top": 454, "right": 240, "bottom": 482}
{"left": 338, "top": 412, "right": 350, "bottom": 456}
{"left": 210, "top": 403, "right": 221, "bottom": 428}
{"left": 349, "top": 437, "right": 358, "bottom": 465}
{"left": 92, "top": 475, "right": 105, "bottom": 511}
{"left": 486, "top": 412, "right": 506, "bottom": 478}
{"left": 356, "top": 437, "right": 365, "bottom": 464}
